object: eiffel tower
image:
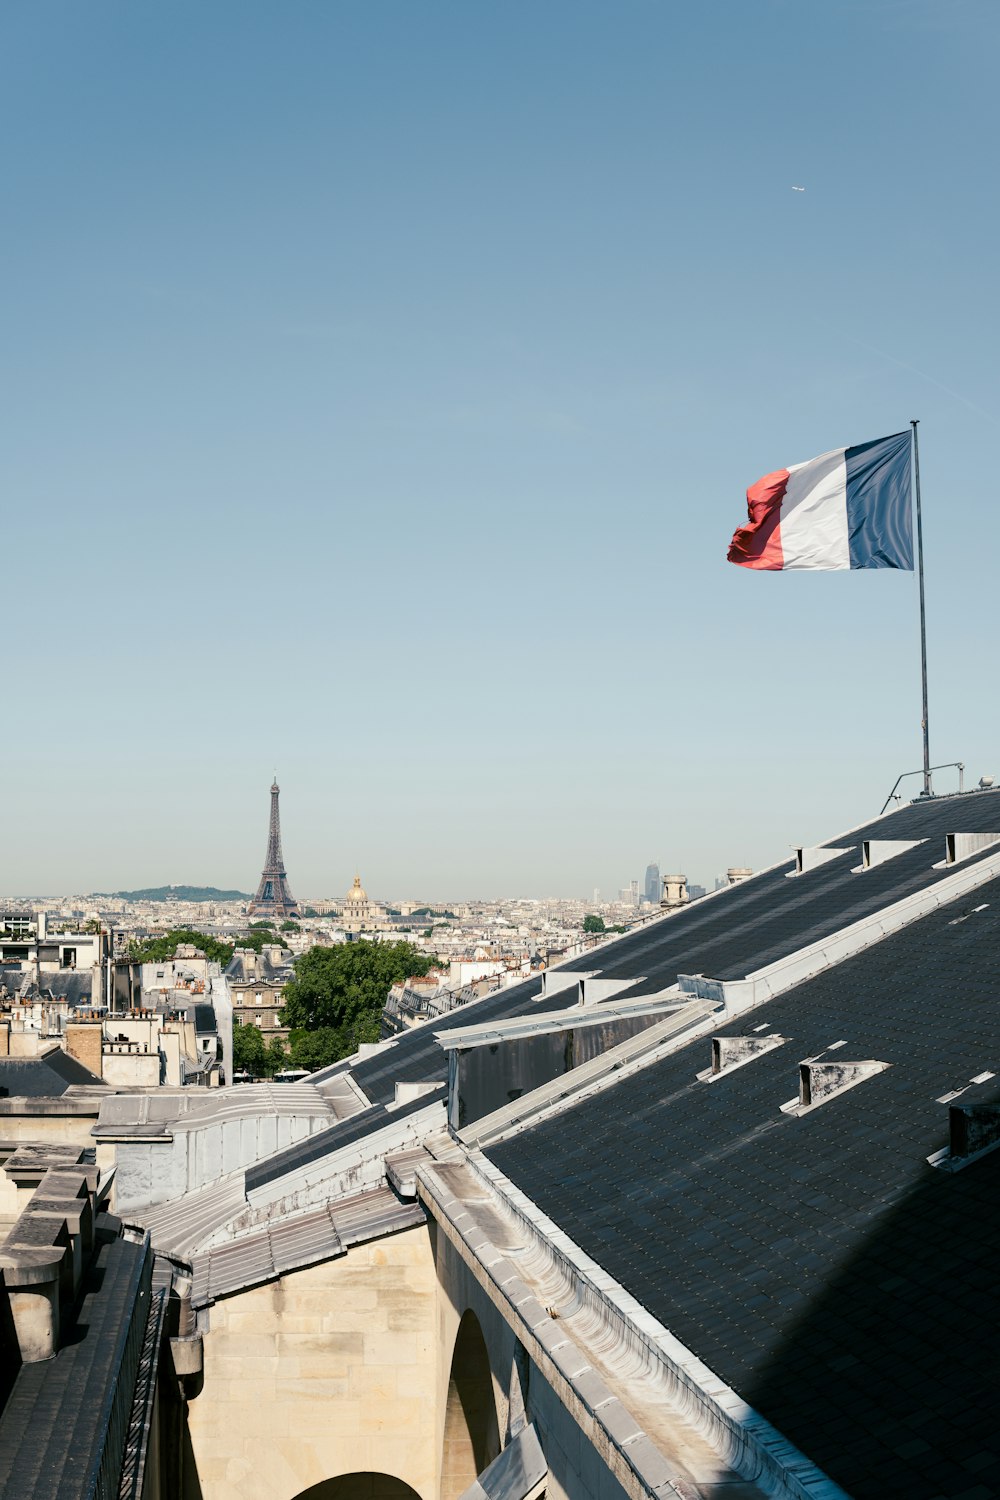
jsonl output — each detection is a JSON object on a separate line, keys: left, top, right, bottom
{"left": 248, "top": 779, "right": 299, "bottom": 918}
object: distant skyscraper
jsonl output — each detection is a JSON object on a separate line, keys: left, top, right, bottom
{"left": 248, "top": 779, "right": 299, "bottom": 919}
{"left": 644, "top": 863, "right": 660, "bottom": 905}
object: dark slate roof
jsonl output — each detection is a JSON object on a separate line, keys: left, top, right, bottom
{"left": 346, "top": 787, "right": 1000, "bottom": 1107}
{"left": 225, "top": 949, "right": 292, "bottom": 984}
{"left": 488, "top": 871, "right": 1000, "bottom": 1500}
{"left": 193, "top": 1003, "right": 217, "bottom": 1033}
{"left": 40, "top": 973, "right": 95, "bottom": 1006}
{"left": 0, "top": 971, "right": 95, "bottom": 1006}
{"left": 556, "top": 785, "right": 1000, "bottom": 994}
{"left": 0, "top": 1232, "right": 152, "bottom": 1499}
{"left": 0, "top": 1049, "right": 103, "bottom": 1098}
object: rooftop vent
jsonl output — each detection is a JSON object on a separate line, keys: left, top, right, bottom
{"left": 787, "top": 846, "right": 851, "bottom": 878}
{"left": 979, "top": 776, "right": 995, "bottom": 790}
{"left": 855, "top": 838, "right": 923, "bottom": 872}
{"left": 540, "top": 970, "right": 594, "bottom": 1001}
{"left": 392, "top": 1080, "right": 439, "bottom": 1108}
{"left": 578, "top": 975, "right": 644, "bottom": 1005}
{"left": 727, "top": 867, "right": 752, "bottom": 885}
{"left": 928, "top": 1104, "right": 1000, "bottom": 1173}
{"left": 781, "top": 1057, "right": 890, "bottom": 1115}
{"left": 699, "top": 1032, "right": 786, "bottom": 1081}
{"left": 942, "top": 832, "right": 1000, "bottom": 866}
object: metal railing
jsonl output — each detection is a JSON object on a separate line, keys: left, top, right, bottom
{"left": 93, "top": 1237, "right": 154, "bottom": 1500}
{"left": 880, "top": 761, "right": 965, "bottom": 815}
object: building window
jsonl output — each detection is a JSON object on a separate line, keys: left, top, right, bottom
{"left": 255, "top": 1015, "right": 263, "bottom": 1027}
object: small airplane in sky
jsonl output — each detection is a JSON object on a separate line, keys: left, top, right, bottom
{"left": 792, "top": 185, "right": 806, "bottom": 192}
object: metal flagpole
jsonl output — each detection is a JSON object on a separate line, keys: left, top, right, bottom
{"left": 912, "top": 419, "right": 931, "bottom": 796}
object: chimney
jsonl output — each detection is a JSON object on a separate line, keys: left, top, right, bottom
{"left": 660, "top": 874, "right": 689, "bottom": 910}
{"left": 64, "top": 1021, "right": 103, "bottom": 1080}
{"left": 727, "top": 867, "right": 752, "bottom": 886}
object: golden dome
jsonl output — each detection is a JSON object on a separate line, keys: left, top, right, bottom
{"left": 346, "top": 875, "right": 368, "bottom": 903}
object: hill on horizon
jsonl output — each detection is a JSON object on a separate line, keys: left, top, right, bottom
{"left": 96, "top": 885, "right": 252, "bottom": 902}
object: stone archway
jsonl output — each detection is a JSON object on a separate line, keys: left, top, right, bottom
{"left": 292, "top": 1476, "right": 422, "bottom": 1500}
{"left": 441, "top": 1309, "right": 501, "bottom": 1500}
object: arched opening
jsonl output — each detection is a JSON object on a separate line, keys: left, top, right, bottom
{"left": 441, "top": 1309, "right": 501, "bottom": 1500}
{"left": 291, "top": 1476, "right": 422, "bottom": 1500}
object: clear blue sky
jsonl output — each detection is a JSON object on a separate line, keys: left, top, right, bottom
{"left": 4, "top": 0, "right": 998, "bottom": 899}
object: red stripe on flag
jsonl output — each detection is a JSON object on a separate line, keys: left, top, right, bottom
{"left": 727, "top": 468, "right": 789, "bottom": 570}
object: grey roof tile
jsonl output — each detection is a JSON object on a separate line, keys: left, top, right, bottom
{"left": 488, "top": 863, "right": 1000, "bottom": 1500}
{"left": 0, "top": 1049, "right": 102, "bottom": 1098}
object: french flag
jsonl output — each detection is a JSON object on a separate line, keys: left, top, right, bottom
{"left": 728, "top": 430, "right": 913, "bottom": 571}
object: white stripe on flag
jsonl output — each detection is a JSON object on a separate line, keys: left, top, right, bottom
{"left": 780, "top": 446, "right": 850, "bottom": 570}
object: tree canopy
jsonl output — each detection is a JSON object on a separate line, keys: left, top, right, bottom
{"left": 232, "top": 1023, "right": 286, "bottom": 1078}
{"left": 129, "top": 929, "right": 235, "bottom": 966}
{"left": 582, "top": 914, "right": 606, "bottom": 933}
{"left": 236, "top": 929, "right": 284, "bottom": 955}
{"left": 280, "top": 940, "right": 435, "bottom": 1042}
{"left": 285, "top": 1026, "right": 372, "bottom": 1072}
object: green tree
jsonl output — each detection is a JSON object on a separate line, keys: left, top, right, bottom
{"left": 250, "top": 922, "right": 276, "bottom": 932}
{"left": 280, "top": 920, "right": 299, "bottom": 932}
{"left": 129, "top": 929, "right": 235, "bottom": 966}
{"left": 280, "top": 941, "right": 435, "bottom": 1045}
{"left": 236, "top": 929, "right": 283, "bottom": 955}
{"left": 265, "top": 1037, "right": 288, "bottom": 1075}
{"left": 285, "top": 1025, "right": 380, "bottom": 1072}
{"left": 232, "top": 1021, "right": 267, "bottom": 1077}
{"left": 583, "top": 914, "right": 606, "bottom": 934}
{"left": 232, "top": 1024, "right": 288, "bottom": 1078}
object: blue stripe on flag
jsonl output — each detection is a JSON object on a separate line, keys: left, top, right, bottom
{"left": 845, "top": 430, "right": 913, "bottom": 569}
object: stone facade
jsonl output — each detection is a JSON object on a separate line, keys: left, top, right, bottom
{"left": 186, "top": 1225, "right": 440, "bottom": 1500}
{"left": 184, "top": 1213, "right": 637, "bottom": 1500}
{"left": 227, "top": 947, "right": 293, "bottom": 1043}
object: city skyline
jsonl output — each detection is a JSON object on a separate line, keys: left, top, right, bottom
{"left": 4, "top": 3, "right": 999, "bottom": 895}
